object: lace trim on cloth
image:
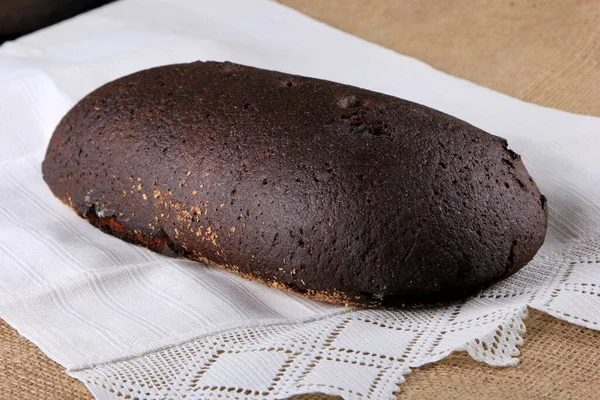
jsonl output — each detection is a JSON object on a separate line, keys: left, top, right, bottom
{"left": 70, "top": 236, "right": 600, "bottom": 400}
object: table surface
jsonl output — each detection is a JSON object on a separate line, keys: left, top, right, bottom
{"left": 1, "top": 0, "right": 599, "bottom": 399}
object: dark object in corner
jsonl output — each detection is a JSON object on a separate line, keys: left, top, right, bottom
{"left": 0, "top": 0, "right": 114, "bottom": 44}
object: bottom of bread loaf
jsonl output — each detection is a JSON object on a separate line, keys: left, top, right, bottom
{"left": 79, "top": 204, "right": 487, "bottom": 308}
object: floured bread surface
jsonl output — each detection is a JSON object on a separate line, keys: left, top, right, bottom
{"left": 42, "top": 61, "right": 548, "bottom": 306}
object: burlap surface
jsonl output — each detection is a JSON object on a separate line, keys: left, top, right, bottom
{"left": 1, "top": 0, "right": 599, "bottom": 398}
{"left": 280, "top": 0, "right": 600, "bottom": 117}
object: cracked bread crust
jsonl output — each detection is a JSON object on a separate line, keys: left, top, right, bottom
{"left": 42, "top": 61, "right": 548, "bottom": 307}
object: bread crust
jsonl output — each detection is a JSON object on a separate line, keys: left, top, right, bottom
{"left": 42, "top": 61, "right": 548, "bottom": 306}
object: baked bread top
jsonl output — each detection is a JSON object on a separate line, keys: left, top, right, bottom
{"left": 42, "top": 61, "right": 548, "bottom": 306}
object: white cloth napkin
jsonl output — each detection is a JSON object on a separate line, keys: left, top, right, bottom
{"left": 1, "top": 0, "right": 599, "bottom": 399}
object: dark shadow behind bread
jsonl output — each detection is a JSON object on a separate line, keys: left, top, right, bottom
{"left": 0, "top": 0, "right": 114, "bottom": 44}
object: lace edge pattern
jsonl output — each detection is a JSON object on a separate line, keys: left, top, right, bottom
{"left": 70, "top": 234, "right": 600, "bottom": 399}
{"left": 70, "top": 307, "right": 529, "bottom": 399}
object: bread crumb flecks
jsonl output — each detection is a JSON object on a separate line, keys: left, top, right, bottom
{"left": 191, "top": 205, "right": 202, "bottom": 216}
{"left": 65, "top": 192, "right": 74, "bottom": 208}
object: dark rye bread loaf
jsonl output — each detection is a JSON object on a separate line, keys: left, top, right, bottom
{"left": 42, "top": 61, "right": 547, "bottom": 307}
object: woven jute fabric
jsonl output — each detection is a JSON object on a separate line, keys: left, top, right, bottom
{"left": 281, "top": 0, "right": 600, "bottom": 117}
{"left": 0, "top": 320, "right": 92, "bottom": 400}
{"left": 2, "top": 0, "right": 599, "bottom": 398}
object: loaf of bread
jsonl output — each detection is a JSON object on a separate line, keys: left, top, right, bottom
{"left": 42, "top": 61, "right": 547, "bottom": 306}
